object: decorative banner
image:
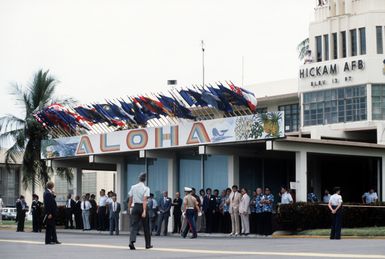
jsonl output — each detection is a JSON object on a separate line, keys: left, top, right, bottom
{"left": 41, "top": 112, "right": 284, "bottom": 159}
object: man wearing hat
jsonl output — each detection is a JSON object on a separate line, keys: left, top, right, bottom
{"left": 127, "top": 172, "right": 152, "bottom": 250}
{"left": 181, "top": 187, "right": 200, "bottom": 239}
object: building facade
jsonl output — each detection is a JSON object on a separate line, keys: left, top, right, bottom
{"left": 39, "top": 0, "right": 385, "bottom": 231}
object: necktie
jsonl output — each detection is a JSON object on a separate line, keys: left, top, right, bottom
{"left": 83, "top": 202, "right": 85, "bottom": 210}
{"left": 113, "top": 202, "right": 116, "bottom": 212}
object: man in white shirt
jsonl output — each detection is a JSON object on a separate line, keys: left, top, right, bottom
{"left": 98, "top": 189, "right": 108, "bottom": 231}
{"left": 81, "top": 195, "right": 92, "bottom": 231}
{"left": 328, "top": 186, "right": 343, "bottom": 240}
{"left": 239, "top": 188, "right": 250, "bottom": 235}
{"left": 128, "top": 172, "right": 152, "bottom": 250}
{"left": 362, "top": 188, "right": 378, "bottom": 204}
{"left": 279, "top": 187, "right": 293, "bottom": 205}
{"left": 64, "top": 194, "right": 75, "bottom": 229}
{"left": 227, "top": 185, "right": 241, "bottom": 236}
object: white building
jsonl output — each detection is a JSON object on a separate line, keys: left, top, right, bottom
{"left": 40, "top": 0, "right": 385, "bottom": 231}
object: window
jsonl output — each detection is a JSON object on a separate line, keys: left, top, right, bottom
{"left": 332, "top": 33, "right": 338, "bottom": 59}
{"left": 324, "top": 34, "right": 329, "bottom": 61}
{"left": 372, "top": 84, "right": 385, "bottom": 120}
{"left": 316, "top": 36, "right": 322, "bottom": 62}
{"left": 350, "top": 29, "right": 357, "bottom": 56}
{"left": 303, "top": 86, "right": 367, "bottom": 126}
{"left": 278, "top": 103, "right": 300, "bottom": 132}
{"left": 376, "top": 26, "right": 383, "bottom": 54}
{"left": 359, "top": 27, "right": 366, "bottom": 55}
{"left": 341, "top": 31, "right": 347, "bottom": 58}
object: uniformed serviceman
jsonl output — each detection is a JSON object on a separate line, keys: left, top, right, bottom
{"left": 181, "top": 187, "right": 200, "bottom": 239}
{"left": 128, "top": 172, "right": 152, "bottom": 250}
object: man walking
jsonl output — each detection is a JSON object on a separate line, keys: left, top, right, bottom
{"left": 228, "top": 185, "right": 241, "bottom": 236}
{"left": 109, "top": 194, "right": 121, "bottom": 235}
{"left": 156, "top": 191, "right": 171, "bottom": 236}
{"left": 172, "top": 192, "right": 183, "bottom": 234}
{"left": 31, "top": 194, "right": 43, "bottom": 232}
{"left": 181, "top": 187, "right": 200, "bottom": 239}
{"left": 64, "top": 194, "right": 75, "bottom": 229}
{"left": 128, "top": 172, "right": 152, "bottom": 250}
{"left": 44, "top": 181, "right": 60, "bottom": 245}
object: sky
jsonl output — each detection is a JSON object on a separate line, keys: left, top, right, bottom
{"left": 0, "top": 0, "right": 315, "bottom": 118}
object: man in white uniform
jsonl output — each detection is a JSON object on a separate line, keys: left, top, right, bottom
{"left": 128, "top": 172, "right": 152, "bottom": 250}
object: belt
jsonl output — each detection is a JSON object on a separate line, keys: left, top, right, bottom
{"left": 134, "top": 203, "right": 143, "bottom": 205}
{"left": 186, "top": 207, "right": 194, "bottom": 209}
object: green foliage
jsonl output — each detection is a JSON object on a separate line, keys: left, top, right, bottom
{"left": 0, "top": 69, "right": 75, "bottom": 189}
{"left": 277, "top": 203, "right": 385, "bottom": 231}
{"left": 297, "top": 38, "right": 309, "bottom": 60}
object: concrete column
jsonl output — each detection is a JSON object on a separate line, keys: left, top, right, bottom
{"left": 228, "top": 155, "right": 239, "bottom": 187}
{"left": 167, "top": 156, "right": 177, "bottom": 233}
{"left": 295, "top": 151, "right": 307, "bottom": 202}
{"left": 367, "top": 84, "right": 372, "bottom": 122}
{"left": 382, "top": 156, "right": 385, "bottom": 201}
{"left": 76, "top": 168, "right": 82, "bottom": 196}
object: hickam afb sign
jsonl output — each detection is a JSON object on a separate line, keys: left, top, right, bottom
{"left": 41, "top": 112, "right": 284, "bottom": 159}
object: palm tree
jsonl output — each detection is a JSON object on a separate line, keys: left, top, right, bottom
{"left": 297, "top": 38, "right": 310, "bottom": 60}
{"left": 0, "top": 69, "right": 75, "bottom": 193}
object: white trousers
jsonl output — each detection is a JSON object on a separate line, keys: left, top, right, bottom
{"left": 230, "top": 209, "right": 240, "bottom": 234}
{"left": 240, "top": 213, "right": 250, "bottom": 234}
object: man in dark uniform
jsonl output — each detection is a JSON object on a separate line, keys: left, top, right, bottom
{"left": 16, "top": 195, "right": 28, "bottom": 232}
{"left": 172, "top": 192, "right": 183, "bottom": 233}
{"left": 31, "top": 194, "right": 43, "bottom": 232}
{"left": 128, "top": 172, "right": 152, "bottom": 250}
{"left": 203, "top": 188, "right": 217, "bottom": 233}
{"left": 44, "top": 181, "right": 60, "bottom": 245}
{"left": 89, "top": 194, "right": 98, "bottom": 229}
{"left": 74, "top": 195, "right": 83, "bottom": 229}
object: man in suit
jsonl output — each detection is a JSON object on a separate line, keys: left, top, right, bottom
{"left": 203, "top": 188, "right": 217, "bottom": 233}
{"left": 31, "top": 194, "right": 43, "bottom": 232}
{"left": 16, "top": 195, "right": 28, "bottom": 232}
{"left": 156, "top": 191, "right": 171, "bottom": 236}
{"left": 74, "top": 195, "right": 83, "bottom": 229}
{"left": 108, "top": 193, "right": 121, "bottom": 235}
{"left": 89, "top": 194, "right": 98, "bottom": 230}
{"left": 64, "top": 194, "right": 75, "bottom": 229}
{"left": 44, "top": 181, "right": 60, "bottom": 245}
{"left": 172, "top": 192, "right": 183, "bottom": 234}
{"left": 228, "top": 185, "right": 241, "bottom": 236}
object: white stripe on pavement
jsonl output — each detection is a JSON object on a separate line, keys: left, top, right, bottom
{"left": 0, "top": 239, "right": 384, "bottom": 259}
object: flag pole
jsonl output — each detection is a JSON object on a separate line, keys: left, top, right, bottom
{"left": 201, "top": 40, "right": 205, "bottom": 87}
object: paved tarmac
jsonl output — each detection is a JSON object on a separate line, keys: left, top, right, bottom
{"left": 0, "top": 230, "right": 384, "bottom": 259}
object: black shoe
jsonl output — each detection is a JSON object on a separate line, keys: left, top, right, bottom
{"left": 145, "top": 245, "right": 153, "bottom": 249}
{"left": 55, "top": 241, "right": 61, "bottom": 244}
{"left": 190, "top": 235, "right": 197, "bottom": 239}
{"left": 129, "top": 242, "right": 136, "bottom": 250}
{"left": 155, "top": 234, "right": 160, "bottom": 236}
{"left": 45, "top": 242, "right": 55, "bottom": 245}
{"left": 181, "top": 234, "right": 186, "bottom": 238}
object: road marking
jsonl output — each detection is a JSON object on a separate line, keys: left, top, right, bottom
{"left": 0, "top": 239, "right": 385, "bottom": 258}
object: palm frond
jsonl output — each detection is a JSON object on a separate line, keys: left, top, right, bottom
{"left": 55, "top": 167, "right": 74, "bottom": 185}
{"left": 0, "top": 114, "right": 25, "bottom": 132}
{"left": 297, "top": 38, "right": 309, "bottom": 60}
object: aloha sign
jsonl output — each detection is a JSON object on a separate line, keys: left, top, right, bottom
{"left": 41, "top": 112, "right": 284, "bottom": 159}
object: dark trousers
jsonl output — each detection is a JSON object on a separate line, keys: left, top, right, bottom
{"left": 90, "top": 210, "right": 97, "bottom": 229}
{"left": 17, "top": 214, "right": 25, "bottom": 231}
{"left": 182, "top": 209, "right": 197, "bottom": 238}
{"left": 45, "top": 218, "right": 58, "bottom": 244}
{"left": 250, "top": 212, "right": 257, "bottom": 234}
{"left": 130, "top": 203, "right": 151, "bottom": 247}
{"left": 173, "top": 213, "right": 182, "bottom": 233}
{"left": 261, "top": 212, "right": 273, "bottom": 236}
{"left": 256, "top": 213, "right": 263, "bottom": 235}
{"left": 75, "top": 212, "right": 83, "bottom": 229}
{"left": 150, "top": 215, "right": 157, "bottom": 233}
{"left": 205, "top": 210, "right": 214, "bottom": 233}
{"left": 64, "top": 208, "right": 73, "bottom": 229}
{"left": 32, "top": 213, "right": 41, "bottom": 232}
{"left": 109, "top": 215, "right": 119, "bottom": 235}
{"left": 222, "top": 212, "right": 231, "bottom": 233}
{"left": 98, "top": 206, "right": 107, "bottom": 230}
{"left": 156, "top": 213, "right": 169, "bottom": 235}
{"left": 330, "top": 206, "right": 342, "bottom": 240}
